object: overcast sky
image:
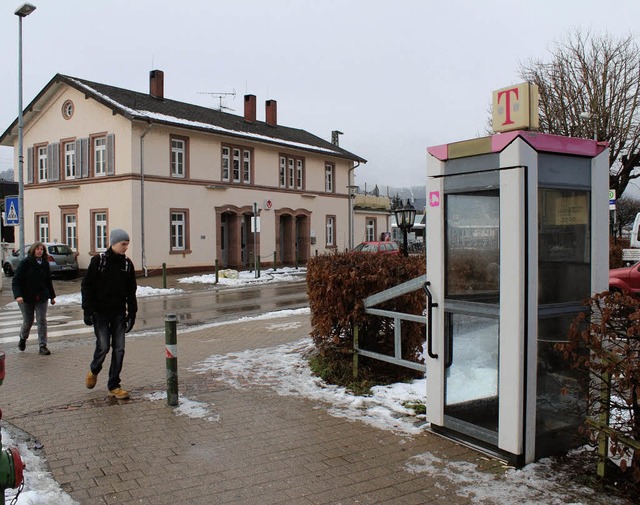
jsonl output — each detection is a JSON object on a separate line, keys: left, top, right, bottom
{"left": 1, "top": 0, "right": 639, "bottom": 191}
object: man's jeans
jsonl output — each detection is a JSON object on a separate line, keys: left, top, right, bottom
{"left": 90, "top": 313, "right": 126, "bottom": 391}
{"left": 18, "top": 300, "right": 49, "bottom": 347}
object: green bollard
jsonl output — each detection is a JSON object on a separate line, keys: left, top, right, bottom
{"left": 162, "top": 262, "right": 167, "bottom": 289}
{"left": 272, "top": 251, "right": 277, "bottom": 271}
{"left": 215, "top": 259, "right": 219, "bottom": 284}
{"left": 165, "top": 314, "right": 179, "bottom": 407}
{"left": 249, "top": 252, "right": 253, "bottom": 273}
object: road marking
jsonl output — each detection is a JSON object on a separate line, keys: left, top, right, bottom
{"left": 0, "top": 314, "right": 70, "bottom": 327}
{"left": 0, "top": 325, "right": 94, "bottom": 345}
{"left": 0, "top": 319, "right": 85, "bottom": 335}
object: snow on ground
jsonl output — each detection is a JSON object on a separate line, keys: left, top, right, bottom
{"left": 1, "top": 425, "right": 78, "bottom": 505}
{"left": 178, "top": 266, "right": 305, "bottom": 287}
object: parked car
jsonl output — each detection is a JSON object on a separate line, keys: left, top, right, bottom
{"left": 609, "top": 262, "right": 640, "bottom": 294}
{"left": 353, "top": 241, "right": 400, "bottom": 255}
{"left": 2, "top": 243, "right": 79, "bottom": 279}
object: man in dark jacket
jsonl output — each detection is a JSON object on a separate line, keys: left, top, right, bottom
{"left": 12, "top": 242, "right": 56, "bottom": 355}
{"left": 82, "top": 229, "right": 137, "bottom": 399}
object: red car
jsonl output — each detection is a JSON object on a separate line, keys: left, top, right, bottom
{"left": 609, "top": 262, "right": 640, "bottom": 294}
{"left": 353, "top": 241, "right": 400, "bottom": 255}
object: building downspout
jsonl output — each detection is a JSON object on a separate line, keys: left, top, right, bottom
{"left": 348, "top": 161, "right": 360, "bottom": 250}
{"left": 140, "top": 122, "right": 153, "bottom": 277}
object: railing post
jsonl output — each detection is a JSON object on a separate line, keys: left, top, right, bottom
{"left": 165, "top": 314, "right": 179, "bottom": 407}
{"left": 162, "top": 262, "right": 167, "bottom": 289}
{"left": 352, "top": 325, "right": 359, "bottom": 379}
{"left": 597, "top": 372, "right": 611, "bottom": 478}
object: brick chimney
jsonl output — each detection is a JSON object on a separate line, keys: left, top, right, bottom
{"left": 149, "top": 69, "right": 164, "bottom": 100}
{"left": 266, "top": 99, "right": 277, "bottom": 126}
{"left": 244, "top": 94, "right": 256, "bottom": 122}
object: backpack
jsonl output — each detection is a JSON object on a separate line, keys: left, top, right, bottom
{"left": 97, "top": 253, "right": 131, "bottom": 273}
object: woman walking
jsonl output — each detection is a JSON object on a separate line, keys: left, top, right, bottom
{"left": 13, "top": 242, "right": 56, "bottom": 355}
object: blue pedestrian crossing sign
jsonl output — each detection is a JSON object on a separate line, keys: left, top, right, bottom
{"left": 4, "top": 196, "right": 19, "bottom": 226}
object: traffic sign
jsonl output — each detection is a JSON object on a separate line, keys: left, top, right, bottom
{"left": 4, "top": 196, "right": 19, "bottom": 226}
{"left": 609, "top": 189, "right": 616, "bottom": 210}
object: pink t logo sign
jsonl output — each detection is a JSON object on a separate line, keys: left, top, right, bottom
{"left": 497, "top": 87, "right": 519, "bottom": 125}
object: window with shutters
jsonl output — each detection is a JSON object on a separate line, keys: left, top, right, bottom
{"left": 36, "top": 213, "right": 49, "bottom": 243}
{"left": 279, "top": 154, "right": 304, "bottom": 190}
{"left": 91, "top": 210, "right": 108, "bottom": 252}
{"left": 221, "top": 144, "right": 252, "bottom": 184}
{"left": 37, "top": 146, "right": 47, "bottom": 182}
{"left": 64, "top": 141, "right": 76, "bottom": 179}
{"left": 93, "top": 136, "right": 106, "bottom": 176}
{"left": 170, "top": 209, "right": 190, "bottom": 253}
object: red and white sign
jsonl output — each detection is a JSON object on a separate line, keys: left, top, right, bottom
{"left": 264, "top": 199, "right": 273, "bottom": 210}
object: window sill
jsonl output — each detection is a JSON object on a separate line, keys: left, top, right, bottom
{"left": 169, "top": 249, "right": 192, "bottom": 255}
{"left": 301, "top": 193, "right": 316, "bottom": 198}
{"left": 205, "top": 185, "right": 227, "bottom": 190}
{"left": 58, "top": 184, "right": 80, "bottom": 190}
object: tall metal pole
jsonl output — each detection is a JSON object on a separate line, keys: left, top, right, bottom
{"left": 17, "top": 14, "right": 25, "bottom": 260}
{"left": 15, "top": 4, "right": 36, "bottom": 260}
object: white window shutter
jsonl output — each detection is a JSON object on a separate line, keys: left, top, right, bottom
{"left": 106, "top": 133, "right": 115, "bottom": 175}
{"left": 48, "top": 142, "right": 60, "bottom": 181}
{"left": 26, "top": 146, "right": 33, "bottom": 184}
{"left": 80, "top": 138, "right": 89, "bottom": 178}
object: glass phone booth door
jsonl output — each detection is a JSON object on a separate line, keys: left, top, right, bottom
{"left": 443, "top": 188, "right": 500, "bottom": 446}
{"left": 426, "top": 165, "right": 526, "bottom": 456}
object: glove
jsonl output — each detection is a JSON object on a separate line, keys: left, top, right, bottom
{"left": 125, "top": 315, "right": 136, "bottom": 334}
{"left": 83, "top": 312, "right": 93, "bottom": 326}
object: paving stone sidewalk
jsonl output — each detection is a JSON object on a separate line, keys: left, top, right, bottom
{"left": 0, "top": 284, "right": 626, "bottom": 504}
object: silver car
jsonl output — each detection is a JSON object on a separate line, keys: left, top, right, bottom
{"left": 2, "top": 243, "right": 79, "bottom": 279}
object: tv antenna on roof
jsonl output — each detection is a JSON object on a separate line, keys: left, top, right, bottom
{"left": 197, "top": 91, "right": 236, "bottom": 112}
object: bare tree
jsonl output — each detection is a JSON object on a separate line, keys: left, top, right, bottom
{"left": 519, "top": 30, "right": 640, "bottom": 197}
{"left": 616, "top": 195, "right": 640, "bottom": 236}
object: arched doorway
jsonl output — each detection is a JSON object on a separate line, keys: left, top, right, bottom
{"left": 275, "top": 208, "right": 310, "bottom": 266}
{"left": 216, "top": 205, "right": 255, "bottom": 269}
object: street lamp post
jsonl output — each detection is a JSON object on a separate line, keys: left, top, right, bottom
{"left": 394, "top": 199, "right": 416, "bottom": 257}
{"left": 15, "top": 3, "right": 36, "bottom": 260}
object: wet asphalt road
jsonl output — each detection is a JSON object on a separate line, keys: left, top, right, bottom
{"left": 0, "top": 272, "right": 309, "bottom": 344}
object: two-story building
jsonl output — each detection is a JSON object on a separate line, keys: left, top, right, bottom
{"left": 0, "top": 70, "right": 367, "bottom": 274}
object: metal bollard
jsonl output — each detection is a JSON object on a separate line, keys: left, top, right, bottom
{"left": 164, "top": 314, "right": 179, "bottom": 407}
{"left": 162, "top": 263, "right": 167, "bottom": 289}
{"left": 0, "top": 351, "right": 25, "bottom": 503}
{"left": 214, "top": 259, "right": 219, "bottom": 284}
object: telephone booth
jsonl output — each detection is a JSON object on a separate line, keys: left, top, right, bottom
{"left": 425, "top": 130, "right": 609, "bottom": 466}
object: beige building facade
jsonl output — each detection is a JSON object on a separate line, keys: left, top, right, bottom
{"left": 0, "top": 71, "right": 366, "bottom": 274}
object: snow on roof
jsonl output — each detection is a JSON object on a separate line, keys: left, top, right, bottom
{"left": 68, "top": 78, "right": 341, "bottom": 155}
